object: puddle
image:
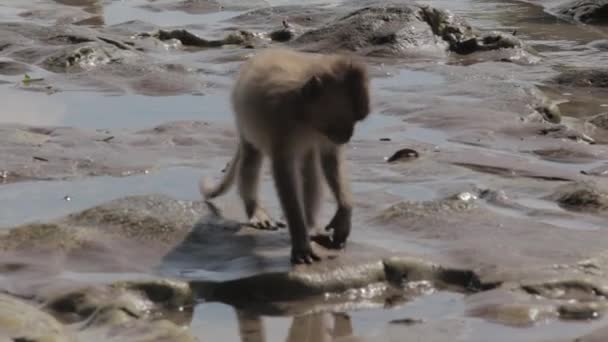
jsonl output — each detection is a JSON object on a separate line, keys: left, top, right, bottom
{"left": 0, "top": 84, "right": 229, "bottom": 129}
{"left": 191, "top": 290, "right": 608, "bottom": 341}
{"left": 372, "top": 69, "right": 445, "bottom": 91}
{"left": 104, "top": 0, "right": 243, "bottom": 27}
{"left": 0, "top": 167, "right": 203, "bottom": 228}
{"left": 191, "top": 291, "right": 465, "bottom": 341}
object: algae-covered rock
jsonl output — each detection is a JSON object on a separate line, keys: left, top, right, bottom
{"left": 0, "top": 293, "right": 73, "bottom": 342}
{"left": 45, "top": 279, "right": 194, "bottom": 324}
{"left": 548, "top": 182, "right": 608, "bottom": 213}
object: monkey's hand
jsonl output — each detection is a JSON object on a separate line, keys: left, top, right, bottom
{"left": 312, "top": 207, "right": 351, "bottom": 250}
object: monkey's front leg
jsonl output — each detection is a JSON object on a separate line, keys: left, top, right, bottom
{"left": 272, "top": 152, "right": 321, "bottom": 264}
{"left": 313, "top": 146, "right": 352, "bottom": 249}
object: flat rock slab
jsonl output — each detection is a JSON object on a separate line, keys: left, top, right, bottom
{"left": 0, "top": 194, "right": 479, "bottom": 305}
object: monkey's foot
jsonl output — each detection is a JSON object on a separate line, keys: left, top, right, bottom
{"left": 245, "top": 207, "right": 286, "bottom": 230}
{"left": 311, "top": 233, "right": 346, "bottom": 250}
{"left": 291, "top": 247, "right": 321, "bottom": 264}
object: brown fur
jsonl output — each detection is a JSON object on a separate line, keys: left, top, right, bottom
{"left": 200, "top": 48, "right": 371, "bottom": 264}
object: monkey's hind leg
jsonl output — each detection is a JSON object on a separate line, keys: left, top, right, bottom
{"left": 238, "top": 140, "right": 285, "bottom": 230}
{"left": 272, "top": 151, "right": 321, "bottom": 264}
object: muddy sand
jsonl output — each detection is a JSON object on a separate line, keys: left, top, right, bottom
{"left": 1, "top": 0, "right": 608, "bottom": 341}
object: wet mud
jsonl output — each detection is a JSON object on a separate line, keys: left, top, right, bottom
{"left": 2, "top": 0, "right": 608, "bottom": 341}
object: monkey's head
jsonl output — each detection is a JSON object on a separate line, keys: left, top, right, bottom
{"left": 298, "top": 58, "right": 370, "bottom": 145}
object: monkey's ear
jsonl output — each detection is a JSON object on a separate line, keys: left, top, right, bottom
{"left": 301, "top": 75, "right": 322, "bottom": 99}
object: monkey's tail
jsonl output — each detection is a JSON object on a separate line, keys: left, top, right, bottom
{"left": 199, "top": 147, "right": 241, "bottom": 200}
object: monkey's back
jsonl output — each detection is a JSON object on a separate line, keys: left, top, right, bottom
{"left": 231, "top": 48, "right": 332, "bottom": 154}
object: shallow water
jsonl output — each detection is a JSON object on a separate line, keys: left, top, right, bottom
{"left": 2, "top": 0, "right": 608, "bottom": 341}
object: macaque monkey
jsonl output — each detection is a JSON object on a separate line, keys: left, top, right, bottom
{"left": 200, "top": 48, "right": 370, "bottom": 264}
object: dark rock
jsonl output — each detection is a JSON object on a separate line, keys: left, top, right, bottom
{"left": 268, "top": 21, "right": 300, "bottom": 42}
{"left": 552, "top": 69, "right": 608, "bottom": 88}
{"left": 386, "top": 148, "right": 419, "bottom": 162}
{"left": 555, "top": 0, "right": 608, "bottom": 25}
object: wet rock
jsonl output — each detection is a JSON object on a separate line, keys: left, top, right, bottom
{"left": 150, "top": 28, "right": 259, "bottom": 48}
{"left": 581, "top": 164, "right": 608, "bottom": 177}
{"left": 42, "top": 279, "right": 197, "bottom": 341}
{"left": 0, "top": 194, "right": 210, "bottom": 277}
{"left": 291, "top": 5, "right": 523, "bottom": 59}
{"left": 0, "top": 293, "right": 72, "bottom": 342}
{"left": 538, "top": 125, "right": 595, "bottom": 144}
{"left": 45, "top": 279, "right": 194, "bottom": 324}
{"left": 0, "top": 60, "right": 30, "bottom": 75}
{"left": 386, "top": 148, "right": 419, "bottom": 163}
{"left": 589, "top": 39, "right": 608, "bottom": 49}
{"left": 420, "top": 7, "right": 522, "bottom": 54}
{"left": 555, "top": 0, "right": 608, "bottom": 25}
{"left": 42, "top": 43, "right": 134, "bottom": 72}
{"left": 389, "top": 318, "right": 424, "bottom": 325}
{"left": 194, "top": 254, "right": 482, "bottom": 306}
{"left": 377, "top": 192, "right": 478, "bottom": 222}
{"left": 268, "top": 20, "right": 301, "bottom": 42}
{"left": 559, "top": 302, "right": 604, "bottom": 320}
{"left": 535, "top": 102, "right": 562, "bottom": 124}
{"left": 531, "top": 147, "right": 597, "bottom": 163}
{"left": 589, "top": 113, "right": 608, "bottom": 129}
{"left": 552, "top": 68, "right": 608, "bottom": 88}
{"left": 548, "top": 181, "right": 608, "bottom": 213}
{"left": 292, "top": 5, "right": 443, "bottom": 56}
{"left": 469, "top": 302, "right": 558, "bottom": 327}
{"left": 0, "top": 22, "right": 207, "bottom": 95}
{"left": 521, "top": 280, "right": 608, "bottom": 301}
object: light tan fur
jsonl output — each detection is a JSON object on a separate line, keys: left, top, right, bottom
{"left": 201, "top": 48, "right": 370, "bottom": 264}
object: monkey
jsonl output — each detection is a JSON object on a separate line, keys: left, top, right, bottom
{"left": 200, "top": 48, "right": 370, "bottom": 264}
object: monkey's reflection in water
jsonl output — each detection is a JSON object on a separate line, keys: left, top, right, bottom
{"left": 237, "top": 310, "right": 353, "bottom": 342}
